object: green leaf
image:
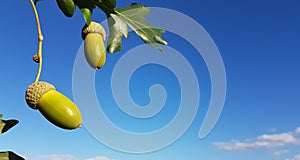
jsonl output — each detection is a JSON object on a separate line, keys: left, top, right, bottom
{"left": 80, "top": 8, "right": 92, "bottom": 25}
{"left": 114, "top": 4, "right": 168, "bottom": 52}
{"left": 0, "top": 151, "right": 25, "bottom": 160}
{"left": 107, "top": 14, "right": 128, "bottom": 53}
{"left": 0, "top": 115, "right": 19, "bottom": 134}
{"left": 56, "top": 0, "right": 76, "bottom": 18}
{"left": 34, "top": 0, "right": 42, "bottom": 4}
{"left": 76, "top": 0, "right": 96, "bottom": 25}
{"left": 91, "top": 0, "right": 115, "bottom": 15}
{"left": 102, "top": 0, "right": 116, "bottom": 9}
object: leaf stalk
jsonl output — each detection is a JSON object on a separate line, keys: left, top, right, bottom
{"left": 29, "top": 0, "right": 43, "bottom": 83}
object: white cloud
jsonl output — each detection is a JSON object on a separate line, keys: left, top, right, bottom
{"left": 23, "top": 154, "right": 114, "bottom": 160}
{"left": 285, "top": 154, "right": 300, "bottom": 160}
{"left": 84, "top": 156, "right": 113, "bottom": 160}
{"left": 295, "top": 127, "right": 300, "bottom": 135}
{"left": 258, "top": 133, "right": 297, "bottom": 143}
{"left": 214, "top": 127, "right": 300, "bottom": 151}
{"left": 273, "top": 149, "right": 289, "bottom": 156}
{"left": 24, "top": 154, "right": 80, "bottom": 160}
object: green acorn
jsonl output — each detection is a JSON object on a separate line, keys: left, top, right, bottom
{"left": 82, "top": 22, "right": 106, "bottom": 70}
{"left": 25, "top": 81, "right": 82, "bottom": 130}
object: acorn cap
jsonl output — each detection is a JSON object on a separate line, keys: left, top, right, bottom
{"left": 81, "top": 22, "right": 106, "bottom": 40}
{"left": 25, "top": 81, "right": 55, "bottom": 110}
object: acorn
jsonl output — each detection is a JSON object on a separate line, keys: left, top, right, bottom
{"left": 82, "top": 22, "right": 106, "bottom": 70}
{"left": 25, "top": 81, "right": 82, "bottom": 130}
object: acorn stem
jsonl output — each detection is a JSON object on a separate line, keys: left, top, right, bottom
{"left": 29, "top": 0, "right": 44, "bottom": 83}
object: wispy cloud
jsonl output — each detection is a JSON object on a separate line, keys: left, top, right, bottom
{"left": 85, "top": 156, "right": 114, "bottom": 160}
{"left": 23, "top": 154, "right": 114, "bottom": 160}
{"left": 295, "top": 127, "right": 300, "bottom": 135}
{"left": 214, "top": 127, "right": 300, "bottom": 151}
{"left": 24, "top": 154, "right": 79, "bottom": 160}
{"left": 273, "top": 149, "right": 289, "bottom": 156}
{"left": 285, "top": 154, "right": 300, "bottom": 160}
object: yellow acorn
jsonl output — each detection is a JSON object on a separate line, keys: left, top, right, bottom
{"left": 25, "top": 81, "right": 82, "bottom": 130}
{"left": 82, "top": 22, "right": 106, "bottom": 70}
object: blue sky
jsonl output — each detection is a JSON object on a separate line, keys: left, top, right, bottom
{"left": 1, "top": 0, "right": 300, "bottom": 160}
